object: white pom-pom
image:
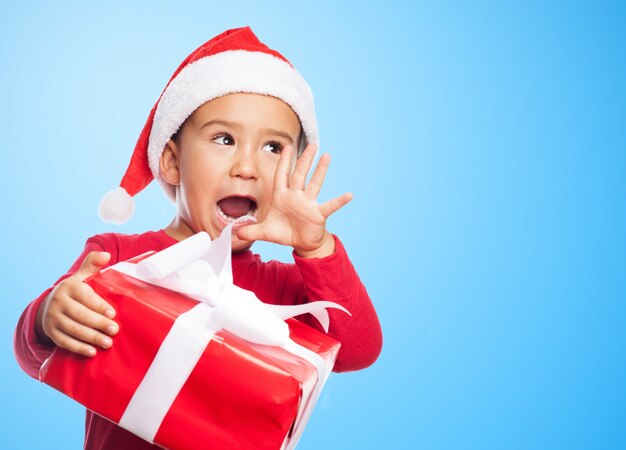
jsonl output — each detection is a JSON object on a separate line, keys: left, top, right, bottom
{"left": 98, "top": 187, "right": 135, "bottom": 224}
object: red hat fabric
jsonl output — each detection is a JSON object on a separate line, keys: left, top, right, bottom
{"left": 98, "top": 27, "right": 318, "bottom": 224}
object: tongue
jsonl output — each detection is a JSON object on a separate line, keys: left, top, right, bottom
{"left": 218, "top": 197, "right": 253, "bottom": 218}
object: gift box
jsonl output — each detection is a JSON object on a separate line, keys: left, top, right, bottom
{"left": 39, "top": 225, "right": 347, "bottom": 450}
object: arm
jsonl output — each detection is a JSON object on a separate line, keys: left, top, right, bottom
{"left": 14, "top": 287, "right": 57, "bottom": 379}
{"left": 13, "top": 239, "right": 118, "bottom": 379}
{"left": 237, "top": 144, "right": 382, "bottom": 371}
{"left": 293, "top": 235, "right": 382, "bottom": 372}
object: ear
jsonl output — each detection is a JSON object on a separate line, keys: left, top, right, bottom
{"left": 160, "top": 139, "right": 181, "bottom": 185}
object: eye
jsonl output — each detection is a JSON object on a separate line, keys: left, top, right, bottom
{"left": 262, "top": 142, "right": 283, "bottom": 154}
{"left": 212, "top": 134, "right": 234, "bottom": 145}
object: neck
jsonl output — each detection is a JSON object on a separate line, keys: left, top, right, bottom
{"left": 164, "top": 216, "right": 195, "bottom": 241}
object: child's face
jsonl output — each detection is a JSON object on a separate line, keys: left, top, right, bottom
{"left": 160, "top": 93, "right": 302, "bottom": 251}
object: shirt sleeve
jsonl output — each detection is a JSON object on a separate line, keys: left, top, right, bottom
{"left": 291, "top": 235, "right": 382, "bottom": 372}
{"left": 13, "top": 238, "right": 110, "bottom": 380}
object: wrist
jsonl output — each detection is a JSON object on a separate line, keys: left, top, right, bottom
{"left": 294, "top": 232, "right": 335, "bottom": 259}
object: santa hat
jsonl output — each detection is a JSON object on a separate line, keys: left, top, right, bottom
{"left": 98, "top": 26, "right": 318, "bottom": 225}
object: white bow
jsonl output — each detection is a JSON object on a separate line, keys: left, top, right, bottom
{"left": 113, "top": 221, "right": 350, "bottom": 346}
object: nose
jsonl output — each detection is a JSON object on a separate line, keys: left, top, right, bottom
{"left": 229, "top": 144, "right": 259, "bottom": 180}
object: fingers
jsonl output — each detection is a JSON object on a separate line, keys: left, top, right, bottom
{"left": 75, "top": 251, "right": 111, "bottom": 280}
{"left": 305, "top": 153, "right": 330, "bottom": 199}
{"left": 290, "top": 144, "right": 317, "bottom": 190}
{"left": 273, "top": 145, "right": 294, "bottom": 191}
{"left": 73, "top": 281, "right": 117, "bottom": 319}
{"left": 275, "top": 144, "right": 319, "bottom": 192}
{"left": 49, "top": 329, "right": 100, "bottom": 357}
{"left": 53, "top": 315, "right": 114, "bottom": 357}
{"left": 42, "top": 276, "right": 119, "bottom": 357}
{"left": 67, "top": 284, "right": 119, "bottom": 333}
{"left": 236, "top": 223, "right": 261, "bottom": 243}
{"left": 236, "top": 221, "right": 277, "bottom": 244}
{"left": 319, "top": 192, "right": 353, "bottom": 218}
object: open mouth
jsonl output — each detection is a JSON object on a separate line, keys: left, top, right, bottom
{"left": 217, "top": 196, "right": 258, "bottom": 223}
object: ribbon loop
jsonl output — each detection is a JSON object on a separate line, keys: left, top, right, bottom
{"left": 209, "top": 284, "right": 290, "bottom": 346}
{"left": 111, "top": 223, "right": 349, "bottom": 344}
{"left": 267, "top": 301, "right": 351, "bottom": 333}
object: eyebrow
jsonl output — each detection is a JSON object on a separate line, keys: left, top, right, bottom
{"left": 199, "top": 119, "right": 240, "bottom": 131}
{"left": 261, "top": 128, "right": 295, "bottom": 145}
{"left": 199, "top": 119, "right": 295, "bottom": 145}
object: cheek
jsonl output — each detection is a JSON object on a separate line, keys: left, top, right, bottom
{"left": 258, "top": 158, "right": 280, "bottom": 188}
{"left": 180, "top": 151, "right": 223, "bottom": 187}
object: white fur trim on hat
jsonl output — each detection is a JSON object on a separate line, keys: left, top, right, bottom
{"left": 98, "top": 187, "right": 135, "bottom": 224}
{"left": 147, "top": 50, "right": 318, "bottom": 201}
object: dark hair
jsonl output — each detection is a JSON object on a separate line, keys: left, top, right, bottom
{"left": 170, "top": 121, "right": 187, "bottom": 145}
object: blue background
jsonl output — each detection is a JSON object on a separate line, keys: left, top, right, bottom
{"left": 1, "top": 1, "right": 625, "bottom": 448}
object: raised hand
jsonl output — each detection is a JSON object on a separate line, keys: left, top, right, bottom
{"left": 237, "top": 144, "right": 352, "bottom": 258}
{"left": 35, "top": 251, "right": 119, "bottom": 357}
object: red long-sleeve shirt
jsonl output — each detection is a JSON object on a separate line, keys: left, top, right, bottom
{"left": 14, "top": 229, "right": 382, "bottom": 450}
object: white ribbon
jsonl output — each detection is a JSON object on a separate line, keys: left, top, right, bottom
{"left": 111, "top": 221, "right": 349, "bottom": 449}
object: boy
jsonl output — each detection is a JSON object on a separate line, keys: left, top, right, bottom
{"left": 14, "top": 27, "right": 382, "bottom": 449}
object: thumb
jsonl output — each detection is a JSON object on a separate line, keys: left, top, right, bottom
{"left": 236, "top": 223, "right": 265, "bottom": 243}
{"left": 75, "top": 251, "right": 111, "bottom": 280}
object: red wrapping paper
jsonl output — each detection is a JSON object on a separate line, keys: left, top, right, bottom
{"left": 39, "top": 260, "right": 341, "bottom": 450}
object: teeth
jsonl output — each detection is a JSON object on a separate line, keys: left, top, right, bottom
{"left": 217, "top": 205, "right": 254, "bottom": 223}
{"left": 217, "top": 208, "right": 228, "bottom": 222}
{"left": 217, "top": 205, "right": 235, "bottom": 222}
